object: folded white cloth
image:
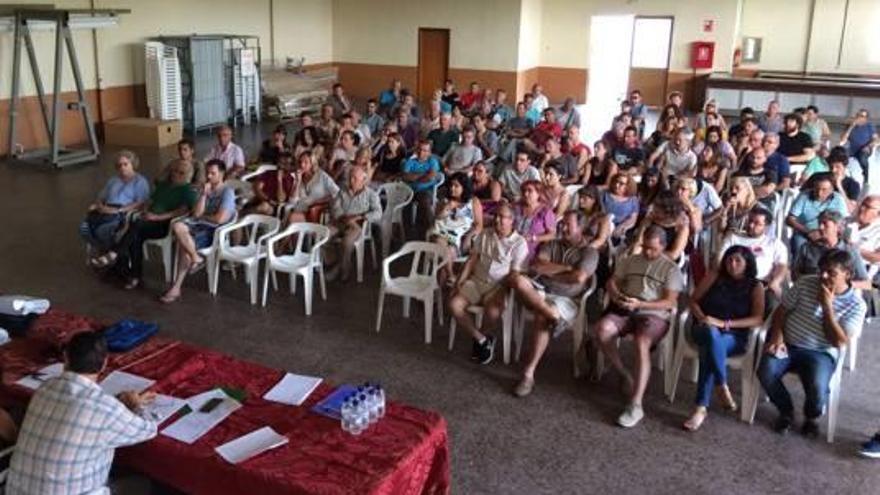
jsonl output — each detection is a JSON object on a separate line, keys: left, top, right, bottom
{"left": 0, "top": 295, "right": 51, "bottom": 316}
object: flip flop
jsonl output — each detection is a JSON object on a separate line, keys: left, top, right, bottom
{"left": 159, "top": 292, "right": 181, "bottom": 304}
{"left": 188, "top": 258, "right": 206, "bottom": 275}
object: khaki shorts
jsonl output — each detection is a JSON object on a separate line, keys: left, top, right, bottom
{"left": 459, "top": 279, "right": 504, "bottom": 306}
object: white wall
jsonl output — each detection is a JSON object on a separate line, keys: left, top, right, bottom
{"left": 332, "top": 0, "right": 521, "bottom": 71}
{"left": 739, "top": 0, "right": 811, "bottom": 72}
{"left": 0, "top": 0, "right": 333, "bottom": 98}
{"left": 517, "top": 0, "right": 541, "bottom": 70}
{"left": 539, "top": 0, "right": 741, "bottom": 72}
{"left": 740, "top": 0, "right": 880, "bottom": 74}
{"left": 272, "top": 0, "right": 333, "bottom": 68}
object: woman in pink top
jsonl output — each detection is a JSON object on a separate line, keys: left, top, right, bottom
{"left": 513, "top": 180, "right": 557, "bottom": 260}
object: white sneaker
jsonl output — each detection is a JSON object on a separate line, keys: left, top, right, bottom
{"left": 617, "top": 403, "right": 644, "bottom": 428}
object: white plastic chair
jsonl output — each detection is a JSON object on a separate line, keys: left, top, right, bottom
{"left": 513, "top": 276, "right": 597, "bottom": 377}
{"left": 211, "top": 214, "right": 280, "bottom": 305}
{"left": 240, "top": 164, "right": 278, "bottom": 182}
{"left": 667, "top": 309, "right": 762, "bottom": 422}
{"left": 354, "top": 217, "right": 378, "bottom": 284}
{"left": 745, "top": 328, "right": 847, "bottom": 443}
{"left": 262, "top": 223, "right": 330, "bottom": 315}
{"left": 448, "top": 289, "right": 517, "bottom": 364}
{"left": 375, "top": 241, "right": 449, "bottom": 344}
{"left": 142, "top": 215, "right": 185, "bottom": 283}
{"left": 410, "top": 174, "right": 445, "bottom": 225}
{"left": 174, "top": 212, "right": 238, "bottom": 294}
{"left": 0, "top": 445, "right": 13, "bottom": 486}
{"left": 564, "top": 184, "right": 584, "bottom": 210}
{"left": 590, "top": 298, "right": 678, "bottom": 397}
{"left": 378, "top": 182, "right": 414, "bottom": 257}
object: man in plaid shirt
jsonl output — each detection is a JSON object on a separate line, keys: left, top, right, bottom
{"left": 6, "top": 333, "right": 157, "bottom": 495}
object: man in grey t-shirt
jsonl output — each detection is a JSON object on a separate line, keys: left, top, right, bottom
{"left": 443, "top": 126, "right": 483, "bottom": 175}
{"left": 595, "top": 226, "right": 683, "bottom": 428}
{"left": 509, "top": 211, "right": 599, "bottom": 397}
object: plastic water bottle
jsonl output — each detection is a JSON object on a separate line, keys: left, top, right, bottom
{"left": 365, "top": 388, "right": 379, "bottom": 424}
{"left": 357, "top": 394, "right": 370, "bottom": 430}
{"left": 375, "top": 385, "right": 386, "bottom": 418}
{"left": 349, "top": 399, "right": 364, "bottom": 435}
{"left": 340, "top": 398, "right": 353, "bottom": 433}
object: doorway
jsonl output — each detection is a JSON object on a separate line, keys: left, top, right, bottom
{"left": 584, "top": 15, "right": 634, "bottom": 143}
{"left": 418, "top": 28, "right": 449, "bottom": 104}
{"left": 628, "top": 16, "right": 674, "bottom": 107}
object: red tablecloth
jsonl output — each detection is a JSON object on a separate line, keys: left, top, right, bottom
{"left": 0, "top": 311, "right": 450, "bottom": 495}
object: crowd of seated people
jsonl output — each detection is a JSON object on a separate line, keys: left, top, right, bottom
{"left": 74, "top": 78, "right": 880, "bottom": 455}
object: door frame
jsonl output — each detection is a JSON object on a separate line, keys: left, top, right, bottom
{"left": 629, "top": 15, "right": 675, "bottom": 106}
{"left": 417, "top": 27, "right": 450, "bottom": 102}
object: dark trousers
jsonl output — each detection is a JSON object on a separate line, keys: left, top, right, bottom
{"left": 116, "top": 219, "right": 170, "bottom": 279}
{"left": 757, "top": 344, "right": 836, "bottom": 420}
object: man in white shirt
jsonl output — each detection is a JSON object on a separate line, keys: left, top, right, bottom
{"left": 450, "top": 204, "right": 529, "bottom": 365}
{"left": 530, "top": 84, "right": 549, "bottom": 114}
{"left": 717, "top": 208, "right": 788, "bottom": 305}
{"left": 850, "top": 195, "right": 880, "bottom": 281}
{"left": 205, "top": 125, "right": 246, "bottom": 177}
{"left": 7, "top": 333, "right": 157, "bottom": 495}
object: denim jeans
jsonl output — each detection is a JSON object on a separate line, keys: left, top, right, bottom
{"left": 757, "top": 344, "right": 837, "bottom": 420}
{"left": 692, "top": 324, "right": 748, "bottom": 407}
{"left": 855, "top": 147, "right": 872, "bottom": 185}
{"left": 79, "top": 212, "right": 123, "bottom": 252}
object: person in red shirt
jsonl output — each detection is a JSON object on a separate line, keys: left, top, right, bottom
{"left": 563, "top": 125, "right": 592, "bottom": 181}
{"left": 459, "top": 81, "right": 483, "bottom": 113}
{"left": 529, "top": 108, "right": 563, "bottom": 150}
{"left": 243, "top": 151, "right": 297, "bottom": 217}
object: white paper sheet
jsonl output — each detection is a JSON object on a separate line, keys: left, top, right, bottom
{"left": 15, "top": 362, "right": 64, "bottom": 390}
{"left": 161, "top": 389, "right": 242, "bottom": 444}
{"left": 262, "top": 373, "right": 322, "bottom": 406}
{"left": 141, "top": 394, "right": 187, "bottom": 424}
{"left": 215, "top": 426, "right": 289, "bottom": 464}
{"left": 99, "top": 370, "right": 156, "bottom": 396}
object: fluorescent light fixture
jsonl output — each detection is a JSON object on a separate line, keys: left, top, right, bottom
{"left": 0, "top": 13, "right": 119, "bottom": 33}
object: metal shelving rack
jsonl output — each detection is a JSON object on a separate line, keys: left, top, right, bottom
{"left": 3, "top": 6, "right": 129, "bottom": 168}
{"left": 151, "top": 34, "right": 261, "bottom": 135}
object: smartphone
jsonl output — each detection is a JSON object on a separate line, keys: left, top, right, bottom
{"left": 199, "top": 397, "right": 224, "bottom": 413}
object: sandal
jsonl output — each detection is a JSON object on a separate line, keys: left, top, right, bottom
{"left": 92, "top": 252, "right": 118, "bottom": 268}
{"left": 188, "top": 257, "right": 206, "bottom": 275}
{"left": 123, "top": 278, "right": 140, "bottom": 290}
{"left": 159, "top": 289, "right": 181, "bottom": 304}
{"left": 716, "top": 386, "right": 738, "bottom": 412}
{"left": 683, "top": 408, "right": 708, "bottom": 432}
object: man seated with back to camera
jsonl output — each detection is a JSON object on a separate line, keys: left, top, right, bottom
{"left": 6, "top": 332, "right": 157, "bottom": 494}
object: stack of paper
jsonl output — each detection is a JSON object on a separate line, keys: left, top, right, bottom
{"left": 15, "top": 363, "right": 64, "bottom": 390}
{"left": 99, "top": 370, "right": 155, "bottom": 396}
{"left": 161, "top": 389, "right": 242, "bottom": 444}
{"left": 215, "top": 426, "right": 289, "bottom": 464}
{"left": 263, "top": 373, "right": 322, "bottom": 406}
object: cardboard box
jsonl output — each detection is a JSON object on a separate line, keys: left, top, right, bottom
{"left": 104, "top": 118, "right": 182, "bottom": 148}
